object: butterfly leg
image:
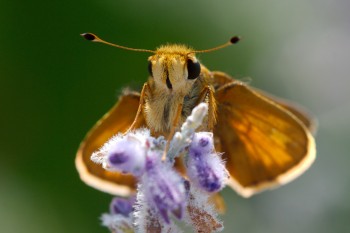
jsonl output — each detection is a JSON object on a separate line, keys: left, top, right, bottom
{"left": 162, "top": 103, "right": 183, "bottom": 160}
{"left": 197, "top": 85, "right": 217, "bottom": 130}
{"left": 126, "top": 83, "right": 150, "bottom": 133}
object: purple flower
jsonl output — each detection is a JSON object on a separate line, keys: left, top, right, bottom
{"left": 93, "top": 104, "right": 228, "bottom": 232}
{"left": 101, "top": 196, "right": 136, "bottom": 233}
{"left": 186, "top": 133, "right": 228, "bottom": 193}
{"left": 189, "top": 132, "right": 214, "bottom": 156}
{"left": 110, "top": 197, "right": 135, "bottom": 217}
{"left": 107, "top": 137, "right": 146, "bottom": 176}
{"left": 142, "top": 153, "right": 186, "bottom": 224}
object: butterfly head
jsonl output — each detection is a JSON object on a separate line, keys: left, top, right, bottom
{"left": 147, "top": 45, "right": 201, "bottom": 93}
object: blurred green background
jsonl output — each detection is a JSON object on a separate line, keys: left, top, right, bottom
{"left": 1, "top": 0, "right": 349, "bottom": 232}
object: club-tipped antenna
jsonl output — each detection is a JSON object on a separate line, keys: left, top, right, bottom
{"left": 189, "top": 36, "right": 241, "bottom": 54}
{"left": 81, "top": 33, "right": 155, "bottom": 53}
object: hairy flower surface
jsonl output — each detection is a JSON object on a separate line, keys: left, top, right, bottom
{"left": 102, "top": 197, "right": 136, "bottom": 233}
{"left": 110, "top": 197, "right": 135, "bottom": 217}
{"left": 107, "top": 137, "right": 146, "bottom": 176}
{"left": 184, "top": 183, "right": 223, "bottom": 233}
{"left": 186, "top": 133, "right": 228, "bottom": 193}
{"left": 142, "top": 155, "right": 186, "bottom": 224}
{"left": 134, "top": 185, "right": 183, "bottom": 233}
{"left": 91, "top": 130, "right": 150, "bottom": 176}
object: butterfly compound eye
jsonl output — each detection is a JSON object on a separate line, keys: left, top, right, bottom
{"left": 148, "top": 61, "right": 153, "bottom": 76}
{"left": 187, "top": 59, "right": 201, "bottom": 80}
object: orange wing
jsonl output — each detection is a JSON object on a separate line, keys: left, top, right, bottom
{"left": 214, "top": 81, "right": 316, "bottom": 197}
{"left": 212, "top": 71, "right": 317, "bottom": 134}
{"left": 256, "top": 90, "right": 318, "bottom": 135}
{"left": 75, "top": 91, "right": 145, "bottom": 196}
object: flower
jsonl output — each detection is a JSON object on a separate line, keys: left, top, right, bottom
{"left": 101, "top": 197, "right": 136, "bottom": 233}
{"left": 186, "top": 133, "right": 228, "bottom": 193}
{"left": 142, "top": 155, "right": 186, "bottom": 224}
{"left": 184, "top": 182, "right": 224, "bottom": 233}
{"left": 92, "top": 103, "right": 227, "bottom": 232}
{"left": 91, "top": 130, "right": 150, "bottom": 176}
{"left": 110, "top": 197, "right": 135, "bottom": 217}
{"left": 107, "top": 136, "right": 146, "bottom": 176}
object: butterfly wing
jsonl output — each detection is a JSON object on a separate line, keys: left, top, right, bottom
{"left": 211, "top": 71, "right": 317, "bottom": 134}
{"left": 256, "top": 89, "right": 318, "bottom": 135}
{"left": 214, "top": 81, "right": 316, "bottom": 197}
{"left": 76, "top": 90, "right": 145, "bottom": 196}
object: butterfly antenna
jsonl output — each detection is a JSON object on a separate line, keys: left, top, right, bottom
{"left": 81, "top": 33, "right": 155, "bottom": 53}
{"left": 190, "top": 36, "right": 240, "bottom": 54}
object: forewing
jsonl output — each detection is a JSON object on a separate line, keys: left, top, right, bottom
{"left": 255, "top": 89, "right": 318, "bottom": 134}
{"left": 212, "top": 71, "right": 316, "bottom": 134}
{"left": 75, "top": 91, "right": 145, "bottom": 196}
{"left": 214, "top": 82, "right": 316, "bottom": 197}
